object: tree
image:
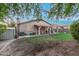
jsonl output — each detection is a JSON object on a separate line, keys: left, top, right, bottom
{"left": 70, "top": 20, "right": 79, "bottom": 43}
{"left": 48, "top": 4, "right": 79, "bottom": 43}
{"left": 0, "top": 3, "right": 79, "bottom": 39}
{"left": 0, "top": 4, "right": 8, "bottom": 38}
{"left": 0, "top": 3, "right": 43, "bottom": 38}
{"left": 6, "top": 3, "right": 43, "bottom": 38}
{"left": 1, "top": 3, "right": 79, "bottom": 22}
{"left": 48, "top": 4, "right": 79, "bottom": 19}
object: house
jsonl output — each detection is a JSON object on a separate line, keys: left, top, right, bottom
{"left": 51, "top": 24, "right": 60, "bottom": 33}
{"left": 51, "top": 24, "right": 70, "bottom": 33}
{"left": 19, "top": 19, "right": 52, "bottom": 35}
{"left": 19, "top": 19, "right": 70, "bottom": 36}
{"left": 58, "top": 25, "right": 70, "bottom": 33}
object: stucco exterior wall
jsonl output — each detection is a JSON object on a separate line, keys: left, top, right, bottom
{"left": 20, "top": 22, "right": 35, "bottom": 34}
{"left": 19, "top": 20, "right": 51, "bottom": 34}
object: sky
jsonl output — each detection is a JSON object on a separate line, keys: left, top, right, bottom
{"left": 12, "top": 3, "right": 79, "bottom": 26}
{"left": 41, "top": 3, "right": 78, "bottom": 25}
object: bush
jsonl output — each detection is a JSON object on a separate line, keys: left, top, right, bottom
{"left": 70, "top": 20, "right": 79, "bottom": 42}
{"left": 0, "top": 22, "right": 7, "bottom": 39}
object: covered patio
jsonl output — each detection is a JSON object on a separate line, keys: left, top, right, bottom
{"left": 34, "top": 24, "right": 52, "bottom": 35}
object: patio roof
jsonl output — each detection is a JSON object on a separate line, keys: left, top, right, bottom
{"left": 19, "top": 19, "right": 52, "bottom": 25}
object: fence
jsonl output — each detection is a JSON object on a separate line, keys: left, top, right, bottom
{"left": 0, "top": 28, "right": 15, "bottom": 40}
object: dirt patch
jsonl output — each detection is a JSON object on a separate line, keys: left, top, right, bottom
{"left": 0, "top": 39, "right": 79, "bottom": 56}
{"left": 36, "top": 41, "right": 79, "bottom": 56}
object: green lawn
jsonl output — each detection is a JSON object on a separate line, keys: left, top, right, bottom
{"left": 52, "top": 32, "right": 73, "bottom": 41}
{"left": 26, "top": 32, "right": 74, "bottom": 44}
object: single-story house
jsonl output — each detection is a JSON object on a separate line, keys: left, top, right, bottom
{"left": 19, "top": 19, "right": 70, "bottom": 36}
{"left": 58, "top": 25, "right": 70, "bottom": 32}
{"left": 51, "top": 24, "right": 70, "bottom": 33}
{"left": 19, "top": 19, "right": 52, "bottom": 35}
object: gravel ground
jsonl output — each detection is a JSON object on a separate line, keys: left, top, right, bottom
{"left": 0, "top": 39, "right": 79, "bottom": 56}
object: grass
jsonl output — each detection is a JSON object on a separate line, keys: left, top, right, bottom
{"left": 52, "top": 32, "right": 73, "bottom": 41}
{"left": 26, "top": 32, "right": 74, "bottom": 44}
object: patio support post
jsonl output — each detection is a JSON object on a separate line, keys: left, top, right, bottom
{"left": 57, "top": 27, "right": 59, "bottom": 33}
{"left": 38, "top": 26, "right": 41, "bottom": 35}
{"left": 49, "top": 27, "right": 51, "bottom": 34}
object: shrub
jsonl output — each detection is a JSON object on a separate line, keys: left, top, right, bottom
{"left": 0, "top": 22, "right": 7, "bottom": 40}
{"left": 70, "top": 20, "right": 79, "bottom": 43}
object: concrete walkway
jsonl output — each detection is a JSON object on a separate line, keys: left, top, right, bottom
{"left": 19, "top": 35, "right": 41, "bottom": 39}
{"left": 0, "top": 35, "right": 41, "bottom": 51}
{"left": 19, "top": 34, "right": 52, "bottom": 39}
{"left": 0, "top": 34, "right": 53, "bottom": 54}
{"left": 0, "top": 39, "right": 16, "bottom": 53}
{"left": 0, "top": 35, "right": 41, "bottom": 53}
{"left": 0, "top": 40, "right": 10, "bottom": 50}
